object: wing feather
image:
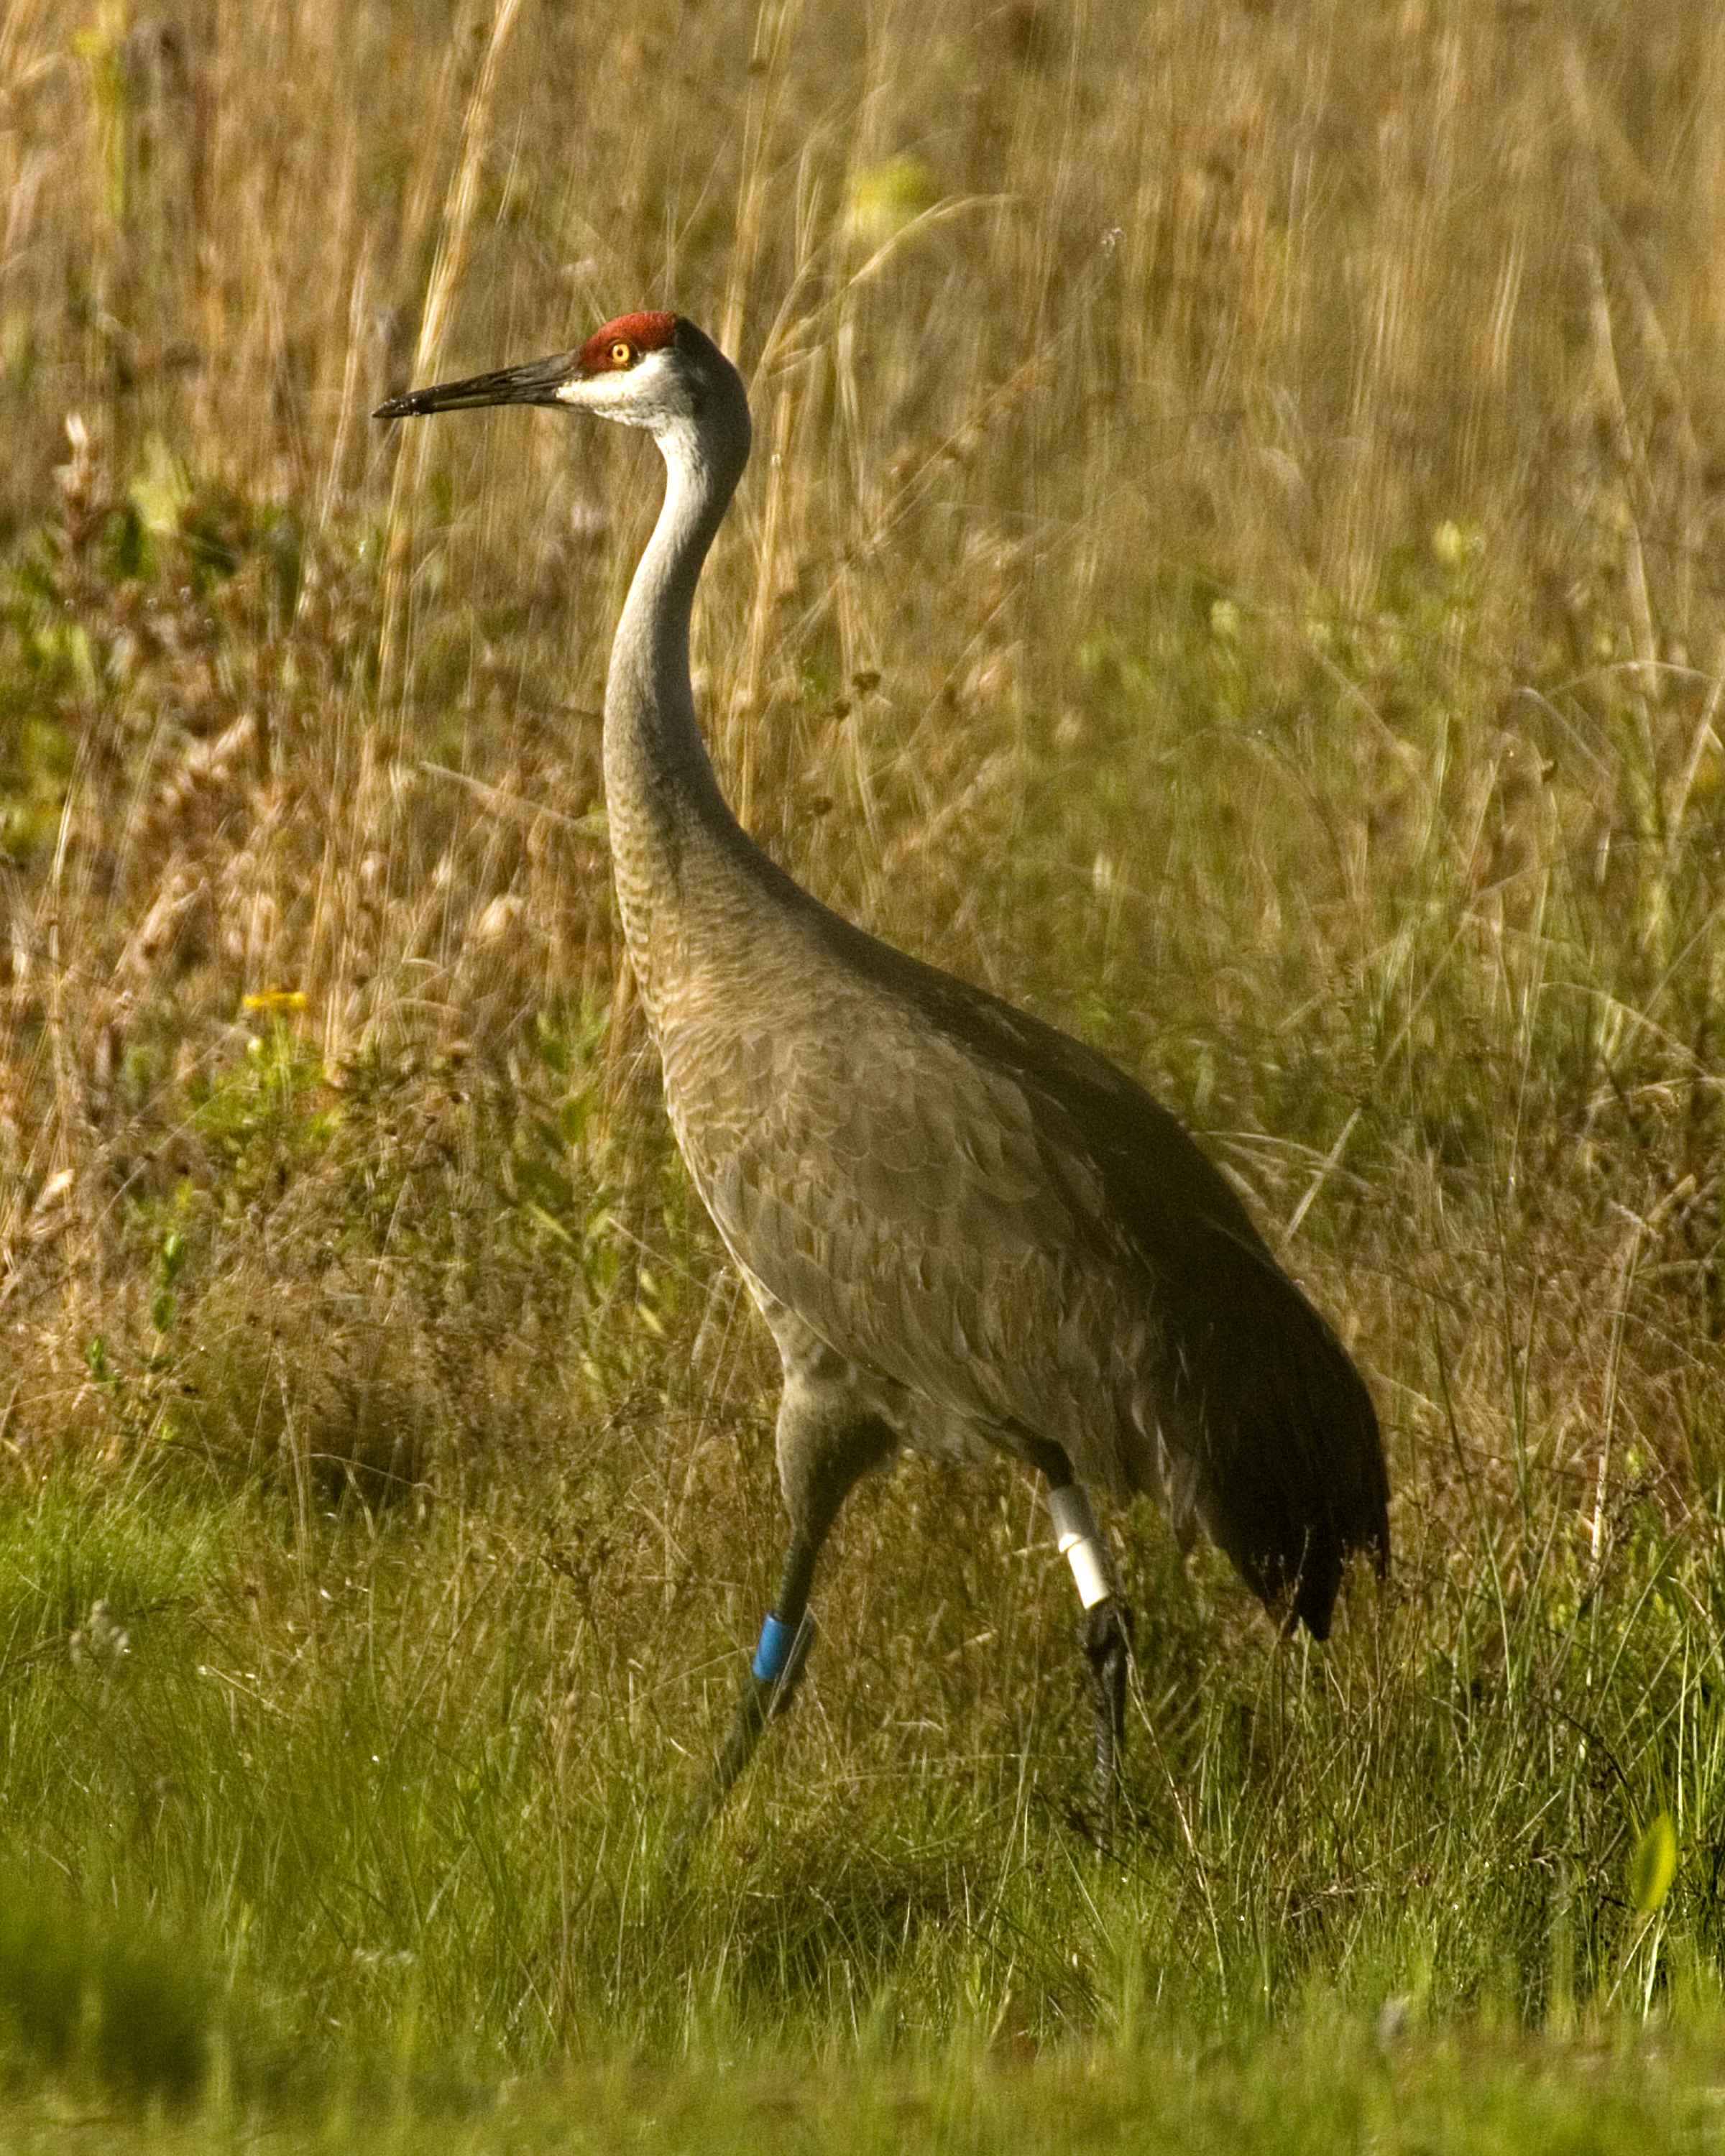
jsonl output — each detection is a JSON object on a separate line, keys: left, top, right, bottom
{"left": 659, "top": 907, "right": 1387, "bottom": 1635}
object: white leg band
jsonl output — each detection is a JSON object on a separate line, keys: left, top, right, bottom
{"left": 1047, "top": 1485, "right": 1115, "bottom": 1610}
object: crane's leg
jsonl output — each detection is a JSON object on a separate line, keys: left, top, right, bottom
{"left": 1031, "top": 1452, "right": 1133, "bottom": 1797}
{"left": 683, "top": 1358, "right": 896, "bottom": 1835}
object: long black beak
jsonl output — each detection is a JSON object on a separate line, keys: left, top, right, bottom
{"left": 373, "top": 350, "right": 577, "bottom": 420}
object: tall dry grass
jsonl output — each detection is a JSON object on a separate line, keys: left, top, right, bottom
{"left": 1, "top": 1, "right": 1719, "bottom": 1449}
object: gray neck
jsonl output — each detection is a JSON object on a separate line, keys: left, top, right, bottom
{"left": 602, "top": 401, "right": 758, "bottom": 1028}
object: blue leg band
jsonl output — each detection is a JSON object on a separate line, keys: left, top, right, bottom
{"left": 752, "top": 1613, "right": 796, "bottom": 1684}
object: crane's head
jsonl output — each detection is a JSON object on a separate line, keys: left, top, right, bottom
{"left": 374, "top": 311, "right": 748, "bottom": 459}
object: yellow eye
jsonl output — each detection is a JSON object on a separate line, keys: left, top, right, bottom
{"left": 610, "top": 340, "right": 634, "bottom": 368}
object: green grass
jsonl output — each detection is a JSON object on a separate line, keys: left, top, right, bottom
{"left": 0, "top": 1431, "right": 1720, "bottom": 2129}
{"left": 6, "top": 2026, "right": 1725, "bottom": 2152}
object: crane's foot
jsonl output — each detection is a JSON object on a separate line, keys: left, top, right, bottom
{"left": 676, "top": 1612, "right": 816, "bottom": 1846}
{"left": 1082, "top": 1596, "right": 1133, "bottom": 1800}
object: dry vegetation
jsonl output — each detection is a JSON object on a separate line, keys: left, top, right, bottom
{"left": 4, "top": 0, "right": 1725, "bottom": 2118}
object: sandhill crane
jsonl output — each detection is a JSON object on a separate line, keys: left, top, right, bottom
{"left": 376, "top": 312, "right": 1389, "bottom": 1819}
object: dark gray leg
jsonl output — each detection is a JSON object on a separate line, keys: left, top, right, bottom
{"left": 691, "top": 1529, "right": 821, "bottom": 1821}
{"left": 1080, "top": 1594, "right": 1133, "bottom": 1792}
{"left": 1029, "top": 1447, "right": 1133, "bottom": 1799}
{"left": 682, "top": 1359, "right": 896, "bottom": 1835}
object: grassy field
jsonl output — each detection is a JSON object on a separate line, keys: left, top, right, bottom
{"left": 5, "top": 0, "right": 1725, "bottom": 2139}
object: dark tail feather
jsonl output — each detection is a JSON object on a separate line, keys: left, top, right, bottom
{"left": 1182, "top": 1240, "right": 1388, "bottom": 1639}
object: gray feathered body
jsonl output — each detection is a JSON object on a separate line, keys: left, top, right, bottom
{"left": 604, "top": 320, "right": 1386, "bottom": 1639}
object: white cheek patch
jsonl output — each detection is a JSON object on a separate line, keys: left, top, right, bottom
{"left": 1047, "top": 1485, "right": 1115, "bottom": 1609}
{"left": 556, "top": 377, "right": 622, "bottom": 407}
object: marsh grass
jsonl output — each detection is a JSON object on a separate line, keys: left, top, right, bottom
{"left": 4, "top": 0, "right": 1725, "bottom": 2132}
